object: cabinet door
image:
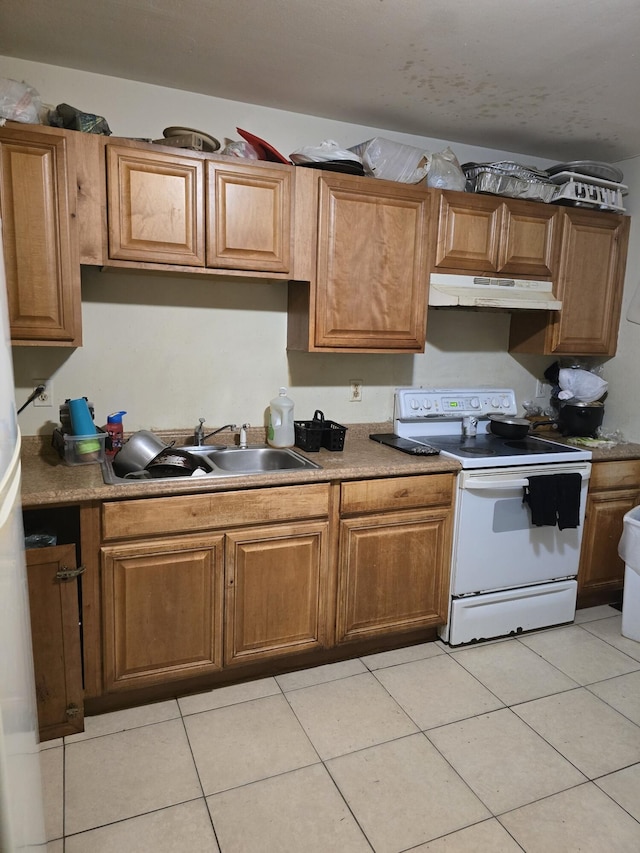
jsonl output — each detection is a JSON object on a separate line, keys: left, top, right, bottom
{"left": 106, "top": 145, "right": 205, "bottom": 265}
{"left": 510, "top": 209, "right": 630, "bottom": 356}
{"left": 26, "top": 544, "right": 84, "bottom": 740}
{"left": 225, "top": 521, "right": 329, "bottom": 665}
{"left": 314, "top": 176, "right": 430, "bottom": 351}
{"left": 101, "top": 534, "right": 224, "bottom": 692}
{"left": 0, "top": 127, "right": 81, "bottom": 345}
{"left": 549, "top": 209, "right": 630, "bottom": 355}
{"left": 207, "top": 161, "right": 291, "bottom": 272}
{"left": 499, "top": 200, "right": 558, "bottom": 277}
{"left": 434, "top": 192, "right": 501, "bottom": 272}
{"left": 434, "top": 192, "right": 558, "bottom": 277}
{"left": 578, "top": 488, "right": 640, "bottom": 602}
{"left": 336, "top": 508, "right": 452, "bottom": 643}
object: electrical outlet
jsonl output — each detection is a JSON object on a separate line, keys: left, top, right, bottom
{"left": 349, "top": 380, "right": 363, "bottom": 402}
{"left": 535, "top": 380, "right": 546, "bottom": 398}
{"left": 33, "top": 379, "right": 52, "bottom": 408}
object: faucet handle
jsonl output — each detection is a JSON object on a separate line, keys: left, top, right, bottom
{"left": 195, "top": 417, "right": 206, "bottom": 445}
{"left": 239, "top": 423, "right": 250, "bottom": 448}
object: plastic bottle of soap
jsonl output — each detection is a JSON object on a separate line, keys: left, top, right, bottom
{"left": 268, "top": 388, "right": 295, "bottom": 448}
{"left": 104, "top": 411, "right": 127, "bottom": 457}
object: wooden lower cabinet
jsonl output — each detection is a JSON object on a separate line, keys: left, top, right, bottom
{"left": 578, "top": 460, "right": 640, "bottom": 606}
{"left": 93, "top": 475, "right": 454, "bottom": 702}
{"left": 336, "top": 508, "right": 452, "bottom": 642}
{"left": 224, "top": 521, "right": 330, "bottom": 665}
{"left": 26, "top": 544, "right": 84, "bottom": 740}
{"left": 101, "top": 534, "right": 224, "bottom": 692}
{"left": 337, "top": 474, "right": 454, "bottom": 643}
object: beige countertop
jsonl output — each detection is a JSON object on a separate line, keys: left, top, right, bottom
{"left": 21, "top": 425, "right": 640, "bottom": 509}
{"left": 20, "top": 424, "right": 461, "bottom": 508}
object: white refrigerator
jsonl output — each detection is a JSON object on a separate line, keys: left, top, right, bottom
{"left": 0, "top": 225, "right": 47, "bottom": 849}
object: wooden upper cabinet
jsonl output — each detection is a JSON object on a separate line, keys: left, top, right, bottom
{"left": 105, "top": 142, "right": 293, "bottom": 275}
{"left": 0, "top": 124, "right": 82, "bottom": 345}
{"left": 433, "top": 191, "right": 558, "bottom": 278}
{"left": 206, "top": 161, "right": 291, "bottom": 272}
{"left": 510, "top": 208, "right": 630, "bottom": 356}
{"left": 499, "top": 199, "right": 559, "bottom": 276}
{"left": 289, "top": 171, "right": 431, "bottom": 352}
{"left": 107, "top": 145, "right": 205, "bottom": 266}
{"left": 547, "top": 209, "right": 629, "bottom": 354}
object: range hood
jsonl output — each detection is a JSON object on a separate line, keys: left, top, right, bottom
{"left": 429, "top": 273, "right": 562, "bottom": 311}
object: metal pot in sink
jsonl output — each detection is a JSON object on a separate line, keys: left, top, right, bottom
{"left": 144, "top": 447, "right": 206, "bottom": 478}
{"left": 113, "top": 430, "right": 170, "bottom": 476}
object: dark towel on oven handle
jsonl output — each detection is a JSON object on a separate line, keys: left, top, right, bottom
{"left": 523, "top": 473, "right": 582, "bottom": 529}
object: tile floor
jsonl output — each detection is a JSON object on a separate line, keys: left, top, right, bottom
{"left": 40, "top": 605, "right": 640, "bottom": 852}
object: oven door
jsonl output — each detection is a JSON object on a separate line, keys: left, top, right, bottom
{"left": 451, "top": 462, "right": 591, "bottom": 596}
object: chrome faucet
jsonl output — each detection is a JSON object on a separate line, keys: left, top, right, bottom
{"left": 194, "top": 418, "right": 237, "bottom": 446}
{"left": 239, "top": 423, "right": 250, "bottom": 449}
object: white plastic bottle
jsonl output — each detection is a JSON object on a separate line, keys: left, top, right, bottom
{"left": 268, "top": 387, "right": 295, "bottom": 448}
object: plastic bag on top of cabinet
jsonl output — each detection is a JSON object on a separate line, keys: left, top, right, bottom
{"left": 0, "top": 77, "right": 42, "bottom": 124}
{"left": 348, "top": 137, "right": 429, "bottom": 183}
{"left": 426, "top": 146, "right": 466, "bottom": 191}
{"left": 221, "top": 139, "right": 260, "bottom": 159}
{"left": 289, "top": 139, "right": 362, "bottom": 165}
{"left": 557, "top": 368, "right": 608, "bottom": 403}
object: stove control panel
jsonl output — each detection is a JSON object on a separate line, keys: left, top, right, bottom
{"left": 394, "top": 387, "right": 518, "bottom": 420}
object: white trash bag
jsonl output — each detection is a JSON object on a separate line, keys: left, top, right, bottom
{"left": 289, "top": 139, "right": 362, "bottom": 165}
{"left": 557, "top": 368, "right": 608, "bottom": 402}
{"left": 348, "top": 137, "right": 429, "bottom": 183}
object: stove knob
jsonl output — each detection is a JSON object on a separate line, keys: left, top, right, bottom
{"left": 491, "top": 397, "right": 499, "bottom": 408}
{"left": 470, "top": 397, "right": 480, "bottom": 409}
{"left": 424, "top": 400, "right": 432, "bottom": 410}
{"left": 410, "top": 398, "right": 420, "bottom": 410}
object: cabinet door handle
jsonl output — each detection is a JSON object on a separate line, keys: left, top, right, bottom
{"left": 56, "top": 565, "right": 86, "bottom": 581}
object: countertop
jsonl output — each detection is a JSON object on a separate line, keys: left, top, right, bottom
{"left": 21, "top": 425, "right": 640, "bottom": 509}
{"left": 20, "top": 424, "right": 461, "bottom": 508}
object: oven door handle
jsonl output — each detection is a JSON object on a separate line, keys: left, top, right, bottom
{"left": 463, "top": 478, "right": 531, "bottom": 491}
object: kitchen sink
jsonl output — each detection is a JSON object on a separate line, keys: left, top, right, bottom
{"left": 101, "top": 444, "right": 321, "bottom": 484}
{"left": 187, "top": 446, "right": 319, "bottom": 472}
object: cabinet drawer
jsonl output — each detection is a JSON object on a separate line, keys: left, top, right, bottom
{"left": 102, "top": 483, "right": 330, "bottom": 541}
{"left": 341, "top": 474, "right": 454, "bottom": 515}
{"left": 590, "top": 460, "right": 640, "bottom": 491}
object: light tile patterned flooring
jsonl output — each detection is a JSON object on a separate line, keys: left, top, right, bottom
{"left": 40, "top": 605, "right": 640, "bottom": 852}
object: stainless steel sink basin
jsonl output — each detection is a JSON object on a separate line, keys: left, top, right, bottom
{"left": 102, "top": 444, "right": 320, "bottom": 484}
{"left": 192, "top": 446, "right": 319, "bottom": 473}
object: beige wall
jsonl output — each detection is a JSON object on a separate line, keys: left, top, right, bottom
{"left": 2, "top": 56, "right": 637, "bottom": 439}
{"left": 603, "top": 154, "right": 640, "bottom": 441}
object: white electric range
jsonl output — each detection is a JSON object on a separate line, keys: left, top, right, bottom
{"left": 390, "top": 388, "right": 592, "bottom": 645}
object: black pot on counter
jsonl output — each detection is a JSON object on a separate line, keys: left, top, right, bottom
{"left": 557, "top": 400, "right": 605, "bottom": 437}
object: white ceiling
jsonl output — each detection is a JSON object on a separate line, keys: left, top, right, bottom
{"left": 2, "top": 0, "right": 640, "bottom": 163}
